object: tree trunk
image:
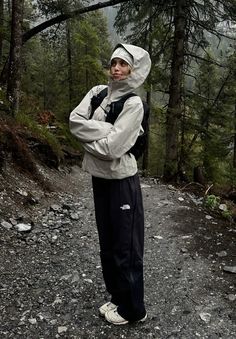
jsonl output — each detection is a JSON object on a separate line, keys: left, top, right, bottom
{"left": 43, "top": 45, "right": 47, "bottom": 111}
{"left": 8, "top": 0, "right": 11, "bottom": 14}
{"left": 202, "top": 79, "right": 210, "bottom": 178}
{"left": 7, "top": 0, "right": 24, "bottom": 116}
{"left": 0, "top": 0, "right": 4, "bottom": 64}
{"left": 177, "top": 90, "right": 187, "bottom": 182}
{"left": 142, "top": 1, "right": 153, "bottom": 175}
{"left": 163, "top": 0, "right": 186, "bottom": 182}
{"left": 66, "top": 20, "right": 73, "bottom": 114}
{"left": 85, "top": 44, "right": 89, "bottom": 93}
{"left": 233, "top": 102, "right": 236, "bottom": 168}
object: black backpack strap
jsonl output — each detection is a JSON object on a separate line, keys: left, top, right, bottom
{"left": 106, "top": 93, "right": 137, "bottom": 124}
{"left": 89, "top": 87, "right": 108, "bottom": 119}
{"left": 128, "top": 101, "right": 150, "bottom": 159}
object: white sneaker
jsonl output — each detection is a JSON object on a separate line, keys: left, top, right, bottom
{"left": 105, "top": 308, "right": 147, "bottom": 325}
{"left": 99, "top": 302, "right": 117, "bottom": 317}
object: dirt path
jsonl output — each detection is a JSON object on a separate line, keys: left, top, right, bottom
{"left": 0, "top": 165, "right": 235, "bottom": 338}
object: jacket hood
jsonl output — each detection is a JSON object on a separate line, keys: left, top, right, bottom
{"left": 108, "top": 43, "right": 151, "bottom": 99}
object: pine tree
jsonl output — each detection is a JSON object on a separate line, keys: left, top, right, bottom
{"left": 7, "top": 0, "right": 24, "bottom": 116}
{"left": 115, "top": 0, "right": 236, "bottom": 182}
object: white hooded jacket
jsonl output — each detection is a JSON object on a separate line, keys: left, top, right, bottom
{"left": 69, "top": 43, "right": 151, "bottom": 179}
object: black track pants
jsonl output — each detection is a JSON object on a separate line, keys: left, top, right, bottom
{"left": 92, "top": 174, "right": 146, "bottom": 321}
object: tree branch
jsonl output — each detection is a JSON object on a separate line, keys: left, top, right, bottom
{"left": 187, "top": 69, "right": 233, "bottom": 151}
{"left": 185, "top": 52, "right": 226, "bottom": 68}
{"left": 23, "top": 0, "right": 130, "bottom": 44}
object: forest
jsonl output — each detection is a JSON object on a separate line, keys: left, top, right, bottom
{"left": 1, "top": 0, "right": 236, "bottom": 190}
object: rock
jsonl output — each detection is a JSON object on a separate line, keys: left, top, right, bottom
{"left": 84, "top": 278, "right": 93, "bottom": 283}
{"left": 50, "top": 204, "right": 61, "bottom": 212}
{"left": 50, "top": 235, "right": 58, "bottom": 243}
{"left": 199, "top": 312, "right": 211, "bottom": 323}
{"left": 205, "top": 215, "right": 213, "bottom": 220}
{"left": 1, "top": 221, "right": 12, "bottom": 230}
{"left": 50, "top": 319, "right": 57, "bottom": 325}
{"left": 223, "top": 266, "right": 236, "bottom": 274}
{"left": 58, "top": 326, "right": 68, "bottom": 334}
{"left": 52, "top": 296, "right": 63, "bottom": 305}
{"left": 181, "top": 248, "right": 188, "bottom": 253}
{"left": 28, "top": 318, "right": 37, "bottom": 325}
{"left": 9, "top": 218, "right": 17, "bottom": 225}
{"left": 216, "top": 251, "right": 227, "bottom": 257}
{"left": 70, "top": 213, "right": 79, "bottom": 220}
{"left": 219, "top": 204, "right": 227, "bottom": 211}
{"left": 16, "top": 189, "right": 28, "bottom": 196}
{"left": 228, "top": 294, "right": 236, "bottom": 301}
{"left": 141, "top": 184, "right": 151, "bottom": 188}
{"left": 15, "top": 223, "right": 32, "bottom": 232}
{"left": 153, "top": 235, "right": 163, "bottom": 240}
{"left": 71, "top": 273, "right": 80, "bottom": 283}
{"left": 60, "top": 274, "right": 72, "bottom": 281}
{"left": 178, "top": 197, "right": 184, "bottom": 201}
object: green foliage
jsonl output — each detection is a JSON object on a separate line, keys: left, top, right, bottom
{"left": 2, "top": 0, "right": 236, "bottom": 189}
{"left": 55, "top": 122, "right": 82, "bottom": 151}
{"left": 114, "top": 0, "right": 236, "bottom": 183}
{"left": 204, "top": 193, "right": 232, "bottom": 220}
{"left": 16, "top": 113, "right": 64, "bottom": 159}
{"left": 148, "top": 104, "right": 166, "bottom": 176}
{"left": 21, "top": 10, "right": 111, "bottom": 124}
{"left": 204, "top": 194, "right": 220, "bottom": 209}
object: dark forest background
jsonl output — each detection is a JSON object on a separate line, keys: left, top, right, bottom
{"left": 1, "top": 0, "right": 236, "bottom": 192}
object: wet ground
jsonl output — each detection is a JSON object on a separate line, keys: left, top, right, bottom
{"left": 0, "top": 165, "right": 235, "bottom": 338}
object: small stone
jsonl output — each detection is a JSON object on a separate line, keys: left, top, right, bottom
{"left": 9, "top": 218, "right": 17, "bottom": 225}
{"left": 141, "top": 184, "right": 151, "bottom": 188}
{"left": 228, "top": 294, "right": 236, "bottom": 301}
{"left": 223, "top": 266, "right": 236, "bottom": 274}
{"left": 71, "top": 273, "right": 80, "bottom": 283}
{"left": 38, "top": 297, "right": 44, "bottom": 304}
{"left": 37, "top": 313, "right": 44, "bottom": 321}
{"left": 50, "top": 319, "right": 57, "bottom": 325}
{"left": 50, "top": 204, "right": 61, "bottom": 212}
{"left": 70, "top": 213, "right": 79, "bottom": 220}
{"left": 16, "top": 189, "right": 28, "bottom": 196}
{"left": 199, "top": 312, "right": 211, "bottom": 323}
{"left": 60, "top": 274, "right": 72, "bottom": 281}
{"left": 219, "top": 204, "right": 227, "bottom": 211}
{"left": 205, "top": 215, "right": 213, "bottom": 220}
{"left": 52, "top": 296, "right": 62, "bottom": 305}
{"left": 58, "top": 326, "right": 68, "bottom": 334}
{"left": 178, "top": 197, "right": 184, "bottom": 201}
{"left": 181, "top": 248, "right": 188, "bottom": 253}
{"left": 84, "top": 278, "right": 93, "bottom": 283}
{"left": 15, "top": 223, "right": 32, "bottom": 232}
{"left": 216, "top": 251, "right": 227, "bottom": 257}
{"left": 1, "top": 221, "right": 12, "bottom": 230}
{"left": 51, "top": 235, "right": 58, "bottom": 242}
{"left": 28, "top": 318, "right": 37, "bottom": 325}
{"left": 153, "top": 235, "right": 163, "bottom": 240}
